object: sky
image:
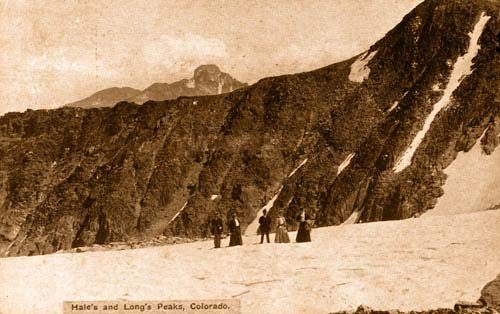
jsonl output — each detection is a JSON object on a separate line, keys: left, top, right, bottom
{"left": 0, "top": 0, "right": 422, "bottom": 115}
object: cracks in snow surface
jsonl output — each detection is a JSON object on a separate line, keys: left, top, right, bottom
{"left": 393, "top": 13, "right": 491, "bottom": 173}
{"left": 245, "top": 186, "right": 283, "bottom": 236}
{"left": 338, "top": 153, "right": 356, "bottom": 175}
{"left": 349, "top": 50, "right": 377, "bottom": 83}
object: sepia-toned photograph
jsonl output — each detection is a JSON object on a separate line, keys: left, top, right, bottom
{"left": 0, "top": 0, "right": 499, "bottom": 313}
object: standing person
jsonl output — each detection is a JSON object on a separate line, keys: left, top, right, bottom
{"left": 296, "top": 209, "right": 311, "bottom": 243}
{"left": 210, "top": 212, "right": 224, "bottom": 249}
{"left": 258, "top": 209, "right": 272, "bottom": 244}
{"left": 228, "top": 211, "right": 243, "bottom": 246}
{"left": 274, "top": 210, "right": 290, "bottom": 243}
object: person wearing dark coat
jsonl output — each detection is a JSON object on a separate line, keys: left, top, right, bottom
{"left": 210, "top": 213, "right": 224, "bottom": 248}
{"left": 228, "top": 212, "right": 243, "bottom": 246}
{"left": 296, "top": 209, "right": 312, "bottom": 243}
{"left": 258, "top": 209, "right": 272, "bottom": 243}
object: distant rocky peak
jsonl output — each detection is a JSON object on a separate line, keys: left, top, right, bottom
{"left": 191, "top": 64, "right": 243, "bottom": 94}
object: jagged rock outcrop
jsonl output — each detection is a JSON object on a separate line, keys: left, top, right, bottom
{"left": 65, "top": 65, "right": 247, "bottom": 109}
{"left": 0, "top": 0, "right": 499, "bottom": 256}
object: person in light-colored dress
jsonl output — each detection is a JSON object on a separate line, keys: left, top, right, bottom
{"left": 274, "top": 210, "right": 290, "bottom": 243}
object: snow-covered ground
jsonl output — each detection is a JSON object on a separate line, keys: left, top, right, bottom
{"left": 394, "top": 12, "right": 491, "bottom": 173}
{"left": 1, "top": 210, "right": 499, "bottom": 314}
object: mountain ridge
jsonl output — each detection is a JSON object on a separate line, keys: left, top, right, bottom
{"left": 65, "top": 64, "right": 247, "bottom": 109}
{"left": 0, "top": 0, "right": 499, "bottom": 256}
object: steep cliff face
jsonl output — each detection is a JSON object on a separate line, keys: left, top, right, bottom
{"left": 65, "top": 65, "right": 247, "bottom": 109}
{"left": 0, "top": 0, "right": 499, "bottom": 256}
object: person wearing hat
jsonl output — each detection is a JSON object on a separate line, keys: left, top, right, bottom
{"left": 258, "top": 209, "right": 272, "bottom": 244}
{"left": 228, "top": 211, "right": 243, "bottom": 246}
{"left": 210, "top": 212, "right": 224, "bottom": 248}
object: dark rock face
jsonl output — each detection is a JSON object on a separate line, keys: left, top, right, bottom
{"left": 66, "top": 65, "right": 247, "bottom": 109}
{"left": 480, "top": 273, "right": 500, "bottom": 311}
{"left": 1, "top": 0, "right": 499, "bottom": 256}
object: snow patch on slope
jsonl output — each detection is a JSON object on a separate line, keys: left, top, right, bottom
{"left": 288, "top": 158, "right": 308, "bottom": 178}
{"left": 394, "top": 13, "right": 491, "bottom": 173}
{"left": 388, "top": 101, "right": 399, "bottom": 112}
{"left": 245, "top": 187, "right": 283, "bottom": 236}
{"left": 338, "top": 153, "right": 356, "bottom": 175}
{"left": 167, "top": 201, "right": 188, "bottom": 225}
{"left": 349, "top": 50, "right": 377, "bottom": 83}
{"left": 342, "top": 211, "right": 361, "bottom": 225}
{"left": 1, "top": 211, "right": 499, "bottom": 314}
{"left": 388, "top": 91, "right": 409, "bottom": 113}
{"left": 422, "top": 130, "right": 500, "bottom": 217}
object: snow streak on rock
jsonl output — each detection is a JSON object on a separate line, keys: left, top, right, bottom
{"left": 348, "top": 50, "right": 377, "bottom": 83}
{"left": 167, "top": 201, "right": 188, "bottom": 225}
{"left": 245, "top": 187, "right": 283, "bottom": 236}
{"left": 342, "top": 211, "right": 361, "bottom": 225}
{"left": 394, "top": 13, "right": 491, "bottom": 173}
{"left": 388, "top": 101, "right": 399, "bottom": 112}
{"left": 288, "top": 158, "right": 308, "bottom": 178}
{"left": 337, "top": 153, "right": 356, "bottom": 175}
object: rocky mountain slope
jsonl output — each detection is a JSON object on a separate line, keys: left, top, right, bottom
{"left": 65, "top": 65, "right": 247, "bottom": 108}
{"left": 0, "top": 0, "right": 499, "bottom": 256}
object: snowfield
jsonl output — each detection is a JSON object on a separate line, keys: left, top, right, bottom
{"left": 1, "top": 210, "right": 499, "bottom": 314}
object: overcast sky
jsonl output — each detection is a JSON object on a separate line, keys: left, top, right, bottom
{"left": 0, "top": 0, "right": 422, "bottom": 115}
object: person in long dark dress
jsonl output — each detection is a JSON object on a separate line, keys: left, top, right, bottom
{"left": 296, "top": 209, "right": 311, "bottom": 242}
{"left": 228, "top": 212, "right": 243, "bottom": 246}
{"left": 210, "top": 213, "right": 224, "bottom": 248}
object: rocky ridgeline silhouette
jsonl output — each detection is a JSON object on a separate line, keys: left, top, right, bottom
{"left": 65, "top": 64, "right": 247, "bottom": 108}
{"left": 0, "top": 0, "right": 499, "bottom": 256}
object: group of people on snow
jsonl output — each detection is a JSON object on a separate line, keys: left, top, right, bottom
{"left": 209, "top": 208, "right": 313, "bottom": 248}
